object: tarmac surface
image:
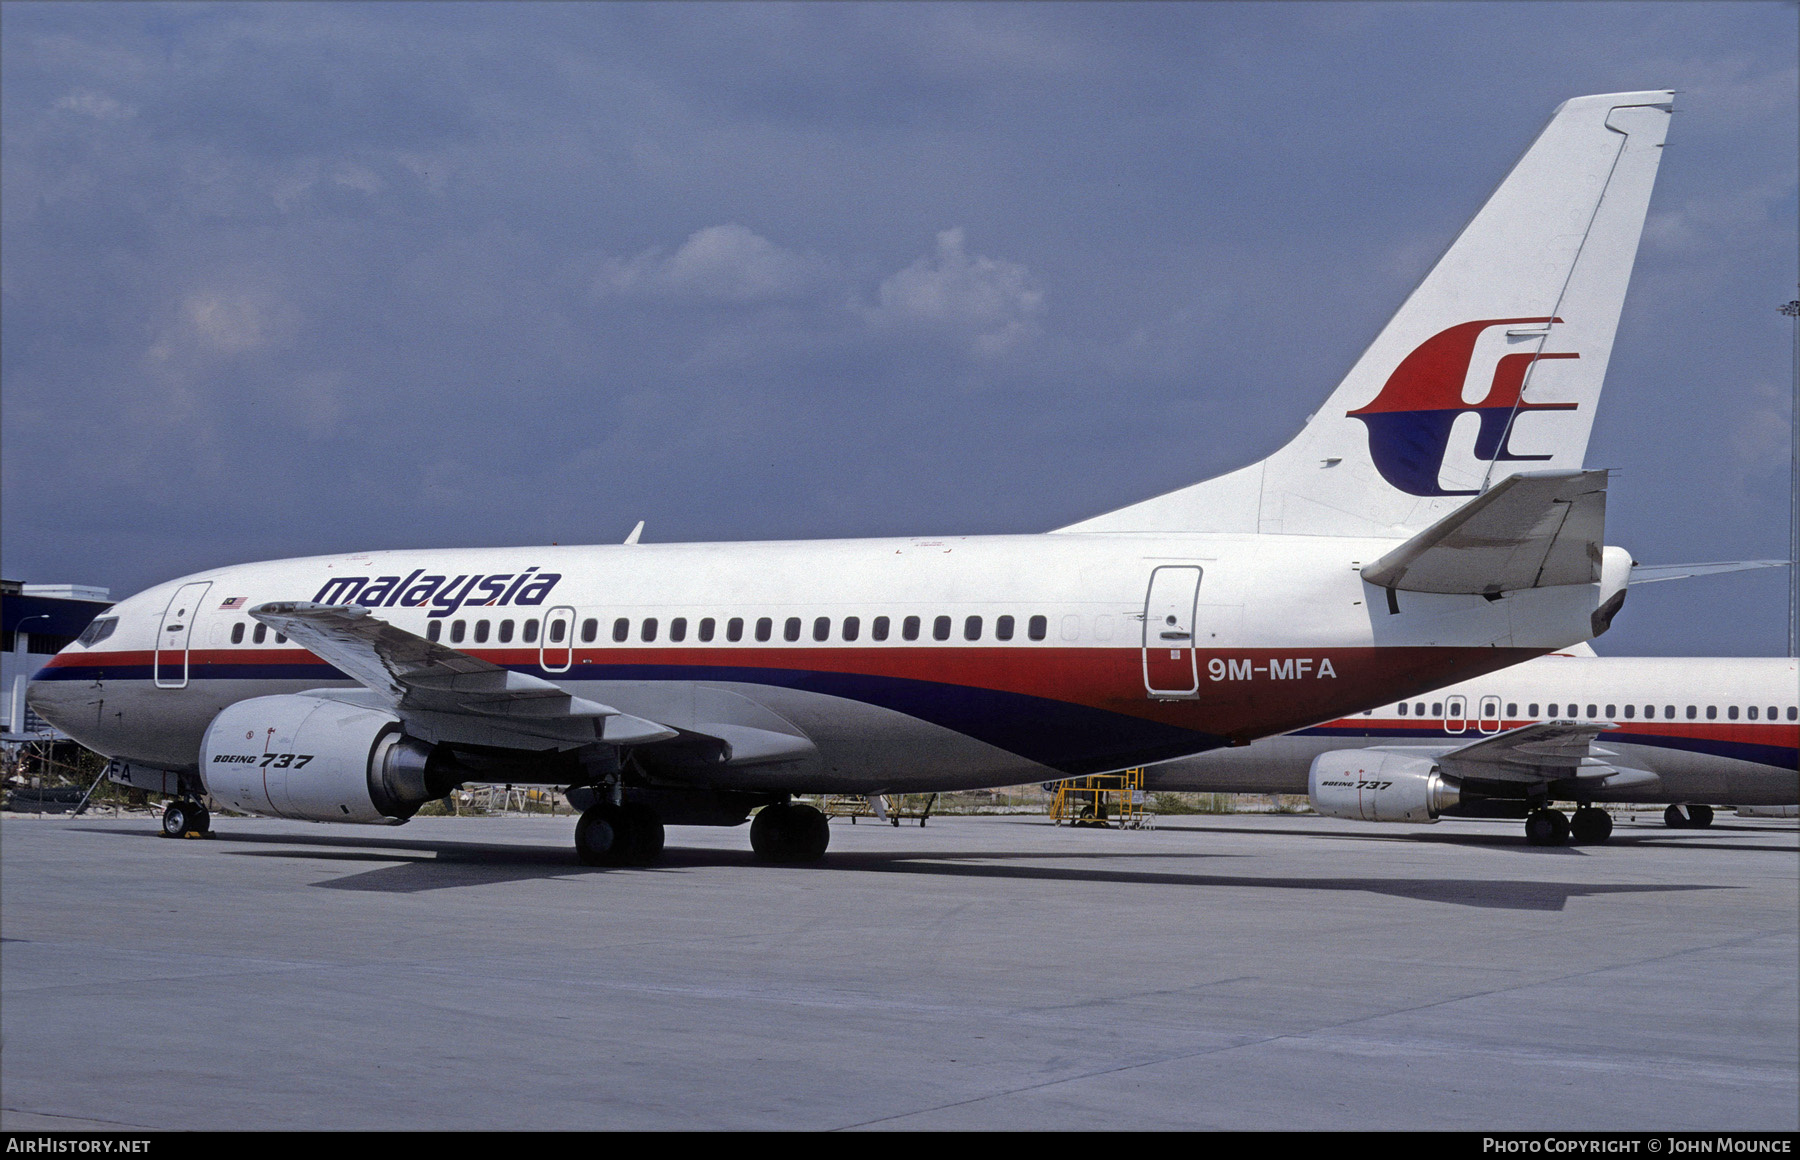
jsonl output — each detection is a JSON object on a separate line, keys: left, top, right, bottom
{"left": 2, "top": 809, "right": 1795, "bottom": 1132}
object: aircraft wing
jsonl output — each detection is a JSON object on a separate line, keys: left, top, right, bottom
{"left": 250, "top": 603, "right": 815, "bottom": 767}
{"left": 1432, "top": 719, "right": 1621, "bottom": 784}
{"left": 250, "top": 602, "right": 678, "bottom": 748}
{"left": 1361, "top": 469, "right": 1607, "bottom": 595}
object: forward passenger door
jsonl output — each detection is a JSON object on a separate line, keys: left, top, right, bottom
{"left": 154, "top": 582, "right": 212, "bottom": 689}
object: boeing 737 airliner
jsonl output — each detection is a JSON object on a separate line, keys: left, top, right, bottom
{"left": 31, "top": 92, "right": 1676, "bottom": 866}
{"left": 1138, "top": 649, "right": 1799, "bottom": 845}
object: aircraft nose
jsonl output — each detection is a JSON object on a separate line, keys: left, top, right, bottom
{"left": 25, "top": 661, "right": 87, "bottom": 738}
{"left": 22, "top": 605, "right": 124, "bottom": 749}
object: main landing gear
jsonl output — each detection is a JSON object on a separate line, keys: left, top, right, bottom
{"left": 1569, "top": 806, "right": 1613, "bottom": 844}
{"left": 567, "top": 792, "right": 831, "bottom": 867}
{"left": 1663, "top": 803, "right": 1714, "bottom": 829}
{"left": 1524, "top": 806, "right": 1613, "bottom": 846}
{"left": 574, "top": 802, "right": 665, "bottom": 867}
{"left": 749, "top": 802, "right": 830, "bottom": 863}
{"left": 160, "top": 799, "right": 212, "bottom": 839}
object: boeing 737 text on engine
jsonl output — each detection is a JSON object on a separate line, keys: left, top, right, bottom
{"left": 31, "top": 92, "right": 1676, "bottom": 866}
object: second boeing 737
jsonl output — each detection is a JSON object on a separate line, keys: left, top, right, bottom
{"left": 31, "top": 92, "right": 1677, "bottom": 865}
{"left": 1140, "top": 647, "right": 1799, "bottom": 845}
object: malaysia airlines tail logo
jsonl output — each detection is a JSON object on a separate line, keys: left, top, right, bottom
{"left": 1347, "top": 318, "right": 1579, "bottom": 497}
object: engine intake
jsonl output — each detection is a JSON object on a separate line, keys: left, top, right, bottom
{"left": 200, "top": 695, "right": 456, "bottom": 823}
{"left": 1308, "top": 749, "right": 1461, "bottom": 823}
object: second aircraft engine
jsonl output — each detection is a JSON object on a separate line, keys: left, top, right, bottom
{"left": 1308, "top": 749, "right": 1462, "bottom": 823}
{"left": 200, "top": 695, "right": 456, "bottom": 823}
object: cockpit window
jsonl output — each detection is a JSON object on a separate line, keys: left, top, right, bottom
{"left": 77, "top": 617, "right": 118, "bottom": 648}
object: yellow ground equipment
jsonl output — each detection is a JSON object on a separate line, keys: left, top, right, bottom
{"left": 1050, "top": 769, "right": 1154, "bottom": 829}
{"left": 819, "top": 793, "right": 938, "bottom": 826}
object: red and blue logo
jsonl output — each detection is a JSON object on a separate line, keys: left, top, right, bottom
{"left": 1348, "top": 318, "right": 1578, "bottom": 496}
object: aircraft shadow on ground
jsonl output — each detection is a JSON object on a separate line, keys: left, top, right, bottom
{"left": 68, "top": 823, "right": 1735, "bottom": 910}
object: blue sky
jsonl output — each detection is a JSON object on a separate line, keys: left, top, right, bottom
{"left": 3, "top": 1, "right": 1796, "bottom": 655}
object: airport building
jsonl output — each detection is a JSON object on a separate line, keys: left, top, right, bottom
{"left": 2, "top": 579, "right": 112, "bottom": 738}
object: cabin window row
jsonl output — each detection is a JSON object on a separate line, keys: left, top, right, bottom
{"left": 1389, "top": 700, "right": 1796, "bottom": 722}
{"left": 409, "top": 614, "right": 1056, "bottom": 647}
{"left": 228, "top": 623, "right": 288, "bottom": 644}
{"left": 424, "top": 618, "right": 543, "bottom": 645}
{"left": 594, "top": 613, "right": 1051, "bottom": 645}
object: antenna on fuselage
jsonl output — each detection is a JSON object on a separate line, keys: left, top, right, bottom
{"left": 624, "top": 520, "right": 645, "bottom": 546}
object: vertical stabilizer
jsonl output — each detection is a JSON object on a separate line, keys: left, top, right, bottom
{"left": 1057, "top": 91, "right": 1672, "bottom": 538}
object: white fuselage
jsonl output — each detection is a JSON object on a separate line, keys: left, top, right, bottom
{"left": 30, "top": 531, "right": 1611, "bottom": 794}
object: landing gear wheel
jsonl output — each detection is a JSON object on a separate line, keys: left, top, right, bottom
{"left": 791, "top": 804, "right": 829, "bottom": 861}
{"left": 750, "top": 803, "right": 831, "bottom": 863}
{"left": 1524, "top": 808, "right": 1570, "bottom": 846}
{"left": 1569, "top": 807, "right": 1613, "bottom": 844}
{"left": 575, "top": 804, "right": 618, "bottom": 866}
{"left": 750, "top": 804, "right": 789, "bottom": 861}
{"left": 161, "top": 800, "right": 201, "bottom": 838}
{"left": 577, "top": 802, "right": 666, "bottom": 867}
{"left": 614, "top": 803, "right": 665, "bottom": 866}
{"left": 1664, "top": 803, "right": 1714, "bottom": 829}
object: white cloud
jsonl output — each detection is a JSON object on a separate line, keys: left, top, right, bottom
{"left": 866, "top": 227, "right": 1044, "bottom": 356}
{"left": 596, "top": 223, "right": 831, "bottom": 303}
{"left": 142, "top": 286, "right": 295, "bottom": 379}
{"left": 331, "top": 163, "right": 386, "bottom": 195}
{"left": 52, "top": 88, "right": 134, "bottom": 120}
{"left": 184, "top": 292, "right": 272, "bottom": 354}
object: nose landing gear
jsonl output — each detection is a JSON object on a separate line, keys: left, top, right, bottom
{"left": 159, "top": 800, "right": 212, "bottom": 839}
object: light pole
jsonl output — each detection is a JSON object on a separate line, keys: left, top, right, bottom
{"left": 1783, "top": 296, "right": 1799, "bottom": 658}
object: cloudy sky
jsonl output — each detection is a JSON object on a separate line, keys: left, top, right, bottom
{"left": 3, "top": 2, "right": 1796, "bottom": 655}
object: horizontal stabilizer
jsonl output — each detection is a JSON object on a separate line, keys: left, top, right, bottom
{"left": 1360, "top": 469, "right": 1607, "bottom": 594}
{"left": 1628, "top": 559, "right": 1790, "bottom": 585}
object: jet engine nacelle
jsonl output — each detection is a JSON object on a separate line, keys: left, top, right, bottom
{"left": 1308, "top": 749, "right": 1462, "bottom": 823}
{"left": 200, "top": 695, "right": 455, "bottom": 823}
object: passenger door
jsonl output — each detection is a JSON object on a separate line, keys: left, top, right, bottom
{"left": 540, "top": 605, "right": 575, "bottom": 673}
{"left": 154, "top": 582, "right": 212, "bottom": 689}
{"left": 1142, "top": 566, "right": 1203, "bottom": 698}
